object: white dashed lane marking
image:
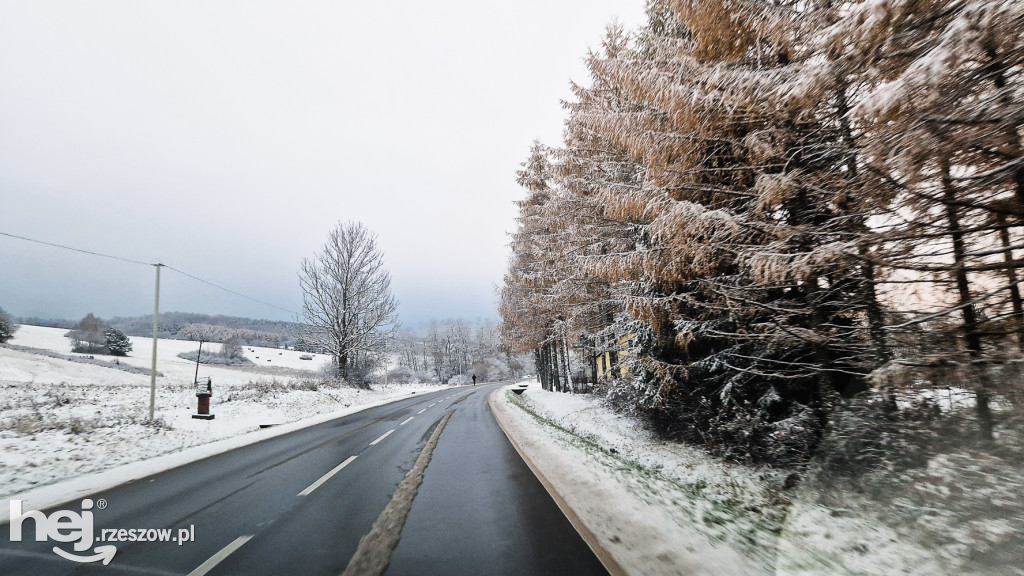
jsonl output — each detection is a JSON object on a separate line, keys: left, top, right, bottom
{"left": 187, "top": 535, "right": 253, "bottom": 576}
{"left": 297, "top": 456, "right": 358, "bottom": 497}
{"left": 400, "top": 417, "right": 414, "bottom": 426}
{"left": 369, "top": 430, "right": 394, "bottom": 446}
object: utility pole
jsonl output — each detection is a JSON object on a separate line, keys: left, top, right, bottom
{"left": 193, "top": 340, "right": 204, "bottom": 385}
{"left": 149, "top": 264, "right": 162, "bottom": 421}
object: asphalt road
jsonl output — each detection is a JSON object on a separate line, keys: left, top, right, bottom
{"left": 0, "top": 384, "right": 609, "bottom": 576}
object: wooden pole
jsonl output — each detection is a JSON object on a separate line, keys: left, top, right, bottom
{"left": 149, "top": 264, "right": 162, "bottom": 421}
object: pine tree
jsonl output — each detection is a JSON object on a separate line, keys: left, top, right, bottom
{"left": 104, "top": 327, "right": 133, "bottom": 356}
{"left": 0, "top": 306, "right": 18, "bottom": 343}
{"left": 500, "top": 142, "right": 566, "bottom": 390}
{"left": 500, "top": 0, "right": 1024, "bottom": 458}
{"left": 559, "top": 0, "right": 882, "bottom": 460}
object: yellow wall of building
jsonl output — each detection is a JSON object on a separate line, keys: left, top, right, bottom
{"left": 596, "top": 334, "right": 633, "bottom": 380}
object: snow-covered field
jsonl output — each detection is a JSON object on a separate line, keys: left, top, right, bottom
{"left": 7, "top": 324, "right": 335, "bottom": 383}
{"left": 500, "top": 382, "right": 1024, "bottom": 576}
{"left": 0, "top": 325, "right": 449, "bottom": 497}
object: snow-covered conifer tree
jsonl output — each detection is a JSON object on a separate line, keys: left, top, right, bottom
{"left": 0, "top": 306, "right": 17, "bottom": 343}
{"left": 104, "top": 327, "right": 133, "bottom": 356}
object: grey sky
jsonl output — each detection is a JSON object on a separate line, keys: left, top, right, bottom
{"left": 0, "top": 1, "right": 644, "bottom": 327}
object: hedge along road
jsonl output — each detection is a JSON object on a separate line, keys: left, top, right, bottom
{"left": 0, "top": 384, "right": 608, "bottom": 576}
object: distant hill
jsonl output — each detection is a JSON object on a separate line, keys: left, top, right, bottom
{"left": 108, "top": 312, "right": 305, "bottom": 345}
{"left": 17, "top": 312, "right": 306, "bottom": 347}
{"left": 15, "top": 317, "right": 77, "bottom": 330}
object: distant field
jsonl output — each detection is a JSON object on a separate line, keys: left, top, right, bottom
{"left": 5, "top": 325, "right": 333, "bottom": 386}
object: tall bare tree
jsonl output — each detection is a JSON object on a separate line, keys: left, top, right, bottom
{"left": 299, "top": 221, "right": 399, "bottom": 382}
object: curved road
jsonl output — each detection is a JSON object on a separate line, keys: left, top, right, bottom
{"left": 0, "top": 384, "right": 608, "bottom": 575}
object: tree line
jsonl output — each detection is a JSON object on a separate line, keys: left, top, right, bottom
{"left": 500, "top": 0, "right": 1023, "bottom": 464}
{"left": 16, "top": 312, "right": 301, "bottom": 347}
{"left": 109, "top": 312, "right": 300, "bottom": 346}
{"left": 388, "top": 319, "right": 525, "bottom": 384}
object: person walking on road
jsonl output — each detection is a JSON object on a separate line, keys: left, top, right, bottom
{"left": 472, "top": 374, "right": 477, "bottom": 386}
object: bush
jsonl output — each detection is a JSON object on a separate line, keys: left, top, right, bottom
{"left": 447, "top": 374, "right": 472, "bottom": 386}
{"left": 384, "top": 365, "right": 415, "bottom": 383}
{"left": 318, "top": 363, "right": 371, "bottom": 389}
{"left": 0, "top": 306, "right": 18, "bottom": 343}
{"left": 327, "top": 353, "right": 381, "bottom": 389}
{"left": 177, "top": 349, "right": 254, "bottom": 366}
{"left": 382, "top": 366, "right": 435, "bottom": 384}
{"left": 814, "top": 395, "right": 943, "bottom": 477}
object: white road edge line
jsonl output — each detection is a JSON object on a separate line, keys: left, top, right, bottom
{"left": 297, "top": 455, "right": 358, "bottom": 497}
{"left": 187, "top": 535, "right": 253, "bottom": 576}
{"left": 369, "top": 429, "right": 394, "bottom": 446}
{"left": 416, "top": 408, "right": 426, "bottom": 415}
{"left": 399, "top": 417, "right": 414, "bottom": 426}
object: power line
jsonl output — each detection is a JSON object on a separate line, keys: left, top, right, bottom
{"left": 0, "top": 230, "right": 153, "bottom": 266}
{"left": 162, "top": 265, "right": 299, "bottom": 316}
{"left": 0, "top": 230, "right": 300, "bottom": 316}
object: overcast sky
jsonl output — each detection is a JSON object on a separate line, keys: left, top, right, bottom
{"left": 0, "top": 1, "right": 645, "bottom": 327}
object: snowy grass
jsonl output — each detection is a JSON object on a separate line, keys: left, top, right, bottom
{"left": 510, "top": 385, "right": 790, "bottom": 571}
{"left": 509, "top": 383, "right": 1024, "bottom": 575}
{"left": 1, "top": 343, "right": 163, "bottom": 376}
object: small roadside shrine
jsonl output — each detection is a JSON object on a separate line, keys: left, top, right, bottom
{"left": 191, "top": 340, "right": 215, "bottom": 420}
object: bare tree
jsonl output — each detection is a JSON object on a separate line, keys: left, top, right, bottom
{"left": 67, "top": 313, "right": 107, "bottom": 354}
{"left": 221, "top": 336, "right": 244, "bottom": 360}
{"left": 299, "top": 221, "right": 399, "bottom": 382}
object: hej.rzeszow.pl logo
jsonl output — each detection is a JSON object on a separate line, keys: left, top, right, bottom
{"left": 8, "top": 499, "right": 196, "bottom": 565}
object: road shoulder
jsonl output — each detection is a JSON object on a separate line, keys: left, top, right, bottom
{"left": 489, "top": 386, "right": 762, "bottom": 576}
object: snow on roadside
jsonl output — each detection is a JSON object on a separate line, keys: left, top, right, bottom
{"left": 521, "top": 384, "right": 780, "bottom": 496}
{"left": 502, "top": 382, "right": 1004, "bottom": 576}
{"left": 493, "top": 382, "right": 776, "bottom": 576}
{"left": 0, "top": 326, "right": 450, "bottom": 499}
